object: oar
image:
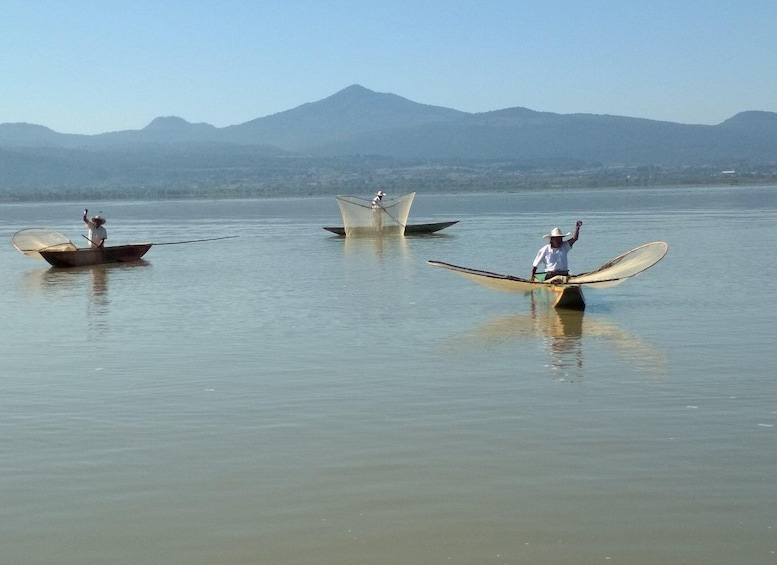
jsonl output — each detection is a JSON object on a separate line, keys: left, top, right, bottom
{"left": 83, "top": 234, "right": 238, "bottom": 246}
{"left": 152, "top": 236, "right": 239, "bottom": 246}
{"left": 81, "top": 234, "right": 101, "bottom": 247}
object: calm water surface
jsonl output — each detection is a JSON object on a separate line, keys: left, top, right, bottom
{"left": 1, "top": 186, "right": 776, "bottom": 564}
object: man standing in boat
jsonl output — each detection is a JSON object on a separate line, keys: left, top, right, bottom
{"left": 371, "top": 191, "right": 387, "bottom": 231}
{"left": 530, "top": 221, "right": 582, "bottom": 282}
{"left": 371, "top": 190, "right": 386, "bottom": 208}
{"left": 83, "top": 209, "right": 107, "bottom": 248}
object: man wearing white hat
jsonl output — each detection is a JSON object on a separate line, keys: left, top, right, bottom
{"left": 82, "top": 208, "right": 107, "bottom": 248}
{"left": 530, "top": 220, "right": 583, "bottom": 282}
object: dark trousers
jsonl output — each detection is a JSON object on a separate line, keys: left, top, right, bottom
{"left": 544, "top": 271, "right": 569, "bottom": 281}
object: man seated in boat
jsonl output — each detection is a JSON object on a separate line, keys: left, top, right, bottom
{"left": 83, "top": 209, "right": 107, "bottom": 248}
{"left": 530, "top": 221, "right": 583, "bottom": 282}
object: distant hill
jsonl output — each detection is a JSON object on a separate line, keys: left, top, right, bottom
{"left": 719, "top": 110, "right": 777, "bottom": 127}
{"left": 0, "top": 123, "right": 91, "bottom": 148}
{"left": 2, "top": 84, "right": 775, "bottom": 162}
{"left": 1, "top": 85, "right": 776, "bottom": 198}
{"left": 220, "top": 84, "right": 467, "bottom": 149}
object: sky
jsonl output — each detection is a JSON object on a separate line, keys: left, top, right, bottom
{"left": 2, "top": 0, "right": 775, "bottom": 135}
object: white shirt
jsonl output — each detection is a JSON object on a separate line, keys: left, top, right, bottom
{"left": 87, "top": 224, "right": 107, "bottom": 247}
{"left": 533, "top": 240, "right": 572, "bottom": 272}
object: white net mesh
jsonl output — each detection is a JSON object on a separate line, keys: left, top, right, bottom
{"left": 12, "top": 229, "right": 77, "bottom": 260}
{"left": 427, "top": 261, "right": 539, "bottom": 293}
{"left": 569, "top": 241, "right": 668, "bottom": 288}
{"left": 429, "top": 241, "right": 668, "bottom": 293}
{"left": 335, "top": 192, "right": 415, "bottom": 236}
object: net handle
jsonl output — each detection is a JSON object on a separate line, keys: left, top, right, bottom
{"left": 374, "top": 203, "right": 407, "bottom": 229}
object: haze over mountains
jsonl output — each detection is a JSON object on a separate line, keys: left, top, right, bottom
{"left": 1, "top": 85, "right": 776, "bottom": 199}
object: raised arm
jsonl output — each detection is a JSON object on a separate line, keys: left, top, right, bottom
{"left": 568, "top": 220, "right": 582, "bottom": 245}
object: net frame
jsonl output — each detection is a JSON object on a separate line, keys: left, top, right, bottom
{"left": 428, "top": 241, "right": 668, "bottom": 293}
{"left": 569, "top": 241, "right": 668, "bottom": 288}
{"left": 335, "top": 192, "right": 416, "bottom": 236}
{"left": 12, "top": 229, "right": 77, "bottom": 260}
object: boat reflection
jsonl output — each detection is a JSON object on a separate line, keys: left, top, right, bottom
{"left": 342, "top": 232, "right": 409, "bottom": 260}
{"left": 447, "top": 296, "right": 666, "bottom": 381}
{"left": 22, "top": 260, "right": 149, "bottom": 291}
{"left": 20, "top": 261, "right": 149, "bottom": 336}
{"left": 86, "top": 265, "right": 109, "bottom": 333}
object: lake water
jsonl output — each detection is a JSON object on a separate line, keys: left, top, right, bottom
{"left": 1, "top": 186, "right": 776, "bottom": 564}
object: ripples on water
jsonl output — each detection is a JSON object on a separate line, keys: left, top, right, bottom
{"left": 1, "top": 186, "right": 776, "bottom": 564}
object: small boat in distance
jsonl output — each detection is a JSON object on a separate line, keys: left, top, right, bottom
{"left": 327, "top": 192, "right": 458, "bottom": 236}
{"left": 12, "top": 228, "right": 152, "bottom": 267}
{"left": 39, "top": 243, "right": 153, "bottom": 268}
{"left": 13, "top": 228, "right": 238, "bottom": 268}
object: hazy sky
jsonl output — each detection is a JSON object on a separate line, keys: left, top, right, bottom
{"left": 2, "top": 0, "right": 775, "bottom": 134}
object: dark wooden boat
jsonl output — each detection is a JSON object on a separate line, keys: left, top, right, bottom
{"left": 427, "top": 260, "right": 586, "bottom": 310}
{"left": 323, "top": 221, "right": 458, "bottom": 236}
{"left": 39, "top": 243, "right": 153, "bottom": 268}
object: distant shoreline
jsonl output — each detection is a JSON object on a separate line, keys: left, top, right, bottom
{"left": 1, "top": 177, "right": 774, "bottom": 204}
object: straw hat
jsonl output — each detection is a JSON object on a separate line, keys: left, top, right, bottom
{"left": 91, "top": 215, "right": 106, "bottom": 225}
{"left": 376, "top": 191, "right": 386, "bottom": 197}
{"left": 543, "top": 227, "right": 569, "bottom": 239}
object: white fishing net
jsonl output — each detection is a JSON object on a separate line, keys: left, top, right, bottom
{"left": 335, "top": 192, "right": 415, "bottom": 236}
{"left": 12, "top": 229, "right": 77, "bottom": 260}
{"left": 569, "top": 241, "right": 668, "bottom": 287}
{"left": 427, "top": 261, "right": 539, "bottom": 293}
{"left": 428, "top": 241, "right": 668, "bottom": 292}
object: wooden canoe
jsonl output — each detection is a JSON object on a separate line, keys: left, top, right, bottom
{"left": 323, "top": 221, "right": 458, "bottom": 236}
{"left": 545, "top": 284, "right": 585, "bottom": 310}
{"left": 427, "top": 260, "right": 586, "bottom": 310}
{"left": 39, "top": 243, "right": 153, "bottom": 268}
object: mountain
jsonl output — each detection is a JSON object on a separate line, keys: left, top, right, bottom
{"left": 1, "top": 85, "right": 775, "bottom": 163}
{"left": 1, "top": 85, "right": 776, "bottom": 197}
{"left": 0, "top": 122, "right": 91, "bottom": 147}
{"left": 96, "top": 116, "right": 221, "bottom": 144}
{"left": 220, "top": 84, "right": 467, "bottom": 149}
{"left": 719, "top": 110, "right": 777, "bottom": 131}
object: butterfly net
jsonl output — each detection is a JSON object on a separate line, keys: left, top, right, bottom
{"left": 569, "top": 241, "right": 668, "bottom": 288}
{"left": 336, "top": 192, "right": 415, "bottom": 236}
{"left": 12, "top": 228, "right": 77, "bottom": 260}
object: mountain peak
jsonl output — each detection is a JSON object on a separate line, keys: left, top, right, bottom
{"left": 318, "top": 84, "right": 401, "bottom": 107}
{"left": 311, "top": 84, "right": 465, "bottom": 119}
{"left": 144, "top": 116, "right": 204, "bottom": 131}
{"left": 338, "top": 84, "right": 373, "bottom": 95}
{"left": 719, "top": 110, "right": 777, "bottom": 129}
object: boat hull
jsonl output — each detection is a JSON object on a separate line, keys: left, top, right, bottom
{"left": 39, "top": 243, "right": 153, "bottom": 267}
{"left": 546, "top": 284, "right": 585, "bottom": 310}
{"left": 323, "top": 221, "right": 458, "bottom": 236}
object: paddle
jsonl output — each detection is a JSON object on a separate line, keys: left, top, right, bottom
{"left": 81, "top": 235, "right": 239, "bottom": 246}
{"left": 81, "top": 234, "right": 102, "bottom": 247}
{"left": 152, "top": 236, "right": 239, "bottom": 246}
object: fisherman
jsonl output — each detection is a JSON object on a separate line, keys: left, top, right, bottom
{"left": 530, "top": 221, "right": 582, "bottom": 281}
{"left": 83, "top": 208, "right": 107, "bottom": 248}
{"left": 371, "top": 190, "right": 386, "bottom": 208}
